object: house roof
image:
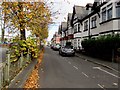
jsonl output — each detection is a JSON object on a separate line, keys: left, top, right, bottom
{"left": 67, "top": 13, "right": 72, "bottom": 27}
{"left": 58, "top": 25, "right": 62, "bottom": 34}
{"left": 67, "top": 13, "right": 72, "bottom": 21}
{"left": 73, "top": 5, "right": 88, "bottom": 20}
{"left": 80, "top": 0, "right": 108, "bottom": 21}
{"left": 61, "top": 22, "right": 67, "bottom": 32}
{"left": 86, "top": 3, "right": 93, "bottom": 10}
{"left": 71, "top": 5, "right": 88, "bottom": 26}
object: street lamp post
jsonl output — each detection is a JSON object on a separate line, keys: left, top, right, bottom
{"left": 0, "top": 2, "right": 2, "bottom": 42}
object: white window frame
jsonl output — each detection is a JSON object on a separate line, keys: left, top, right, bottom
{"left": 74, "top": 24, "right": 78, "bottom": 33}
{"left": 91, "top": 16, "right": 97, "bottom": 28}
{"left": 107, "top": 3, "right": 113, "bottom": 20}
{"left": 102, "top": 7, "right": 106, "bottom": 22}
{"left": 84, "top": 20, "right": 88, "bottom": 31}
{"left": 116, "top": 2, "right": 120, "bottom": 18}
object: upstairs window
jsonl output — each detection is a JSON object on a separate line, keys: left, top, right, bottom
{"left": 102, "top": 7, "right": 106, "bottom": 22}
{"left": 74, "top": 24, "right": 77, "bottom": 33}
{"left": 78, "top": 23, "right": 81, "bottom": 32}
{"left": 116, "top": 2, "right": 120, "bottom": 18}
{"left": 91, "top": 16, "right": 97, "bottom": 28}
{"left": 107, "top": 4, "right": 113, "bottom": 20}
{"left": 116, "top": 6, "right": 120, "bottom": 17}
{"left": 107, "top": 7, "right": 112, "bottom": 19}
{"left": 84, "top": 20, "right": 88, "bottom": 31}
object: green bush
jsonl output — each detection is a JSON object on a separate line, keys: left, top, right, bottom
{"left": 10, "top": 37, "right": 39, "bottom": 62}
{"left": 81, "top": 34, "right": 120, "bottom": 61}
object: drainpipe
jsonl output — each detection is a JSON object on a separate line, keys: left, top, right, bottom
{"left": 88, "top": 17, "right": 91, "bottom": 39}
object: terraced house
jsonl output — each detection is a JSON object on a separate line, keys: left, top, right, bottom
{"left": 66, "top": 13, "right": 74, "bottom": 45}
{"left": 59, "top": 0, "right": 120, "bottom": 51}
{"left": 71, "top": 5, "right": 88, "bottom": 50}
{"left": 51, "top": 32, "right": 60, "bottom": 46}
{"left": 58, "top": 22, "right": 68, "bottom": 46}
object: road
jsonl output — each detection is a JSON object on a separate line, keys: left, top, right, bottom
{"left": 39, "top": 47, "right": 119, "bottom": 89}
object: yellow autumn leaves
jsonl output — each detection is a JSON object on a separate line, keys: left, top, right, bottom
{"left": 2, "top": 1, "right": 51, "bottom": 41}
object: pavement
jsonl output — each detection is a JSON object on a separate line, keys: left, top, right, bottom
{"left": 8, "top": 59, "right": 37, "bottom": 88}
{"left": 75, "top": 53, "right": 120, "bottom": 73}
{"left": 6, "top": 47, "right": 120, "bottom": 89}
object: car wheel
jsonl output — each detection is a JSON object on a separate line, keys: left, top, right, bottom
{"left": 59, "top": 51, "right": 61, "bottom": 55}
{"left": 72, "top": 53, "right": 75, "bottom": 56}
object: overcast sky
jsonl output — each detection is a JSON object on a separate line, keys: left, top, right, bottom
{"left": 47, "top": 0, "right": 94, "bottom": 41}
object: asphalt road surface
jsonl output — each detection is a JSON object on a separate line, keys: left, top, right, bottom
{"left": 39, "top": 47, "right": 119, "bottom": 89}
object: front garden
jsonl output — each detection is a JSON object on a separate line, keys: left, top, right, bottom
{"left": 81, "top": 34, "right": 120, "bottom": 62}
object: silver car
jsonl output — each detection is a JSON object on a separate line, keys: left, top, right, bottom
{"left": 59, "top": 46, "right": 75, "bottom": 56}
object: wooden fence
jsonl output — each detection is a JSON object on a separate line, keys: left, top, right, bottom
{"left": 0, "top": 50, "right": 31, "bottom": 89}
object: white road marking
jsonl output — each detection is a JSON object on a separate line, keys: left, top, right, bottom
{"left": 113, "top": 83, "right": 118, "bottom": 86}
{"left": 68, "top": 62, "right": 71, "bottom": 64}
{"left": 93, "top": 67, "right": 120, "bottom": 78}
{"left": 73, "top": 66, "right": 78, "bottom": 70}
{"left": 85, "top": 59, "right": 88, "bottom": 61}
{"left": 93, "top": 67, "right": 101, "bottom": 69}
{"left": 82, "top": 72, "right": 89, "bottom": 78}
{"left": 97, "top": 84, "right": 105, "bottom": 90}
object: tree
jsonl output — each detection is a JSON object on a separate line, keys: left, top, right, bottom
{"left": 27, "top": 2, "right": 51, "bottom": 46}
{"left": 2, "top": 1, "right": 51, "bottom": 42}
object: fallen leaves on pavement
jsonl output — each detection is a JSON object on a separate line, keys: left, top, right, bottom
{"left": 24, "top": 49, "right": 44, "bottom": 89}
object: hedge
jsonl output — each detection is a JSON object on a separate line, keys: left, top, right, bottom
{"left": 81, "top": 34, "right": 120, "bottom": 61}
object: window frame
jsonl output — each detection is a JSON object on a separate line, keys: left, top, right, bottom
{"left": 91, "top": 16, "right": 97, "bottom": 29}
{"left": 74, "top": 24, "right": 78, "bottom": 33}
{"left": 78, "top": 23, "right": 81, "bottom": 32}
{"left": 107, "top": 3, "right": 113, "bottom": 20}
{"left": 102, "top": 7, "right": 106, "bottom": 22}
{"left": 107, "top": 7, "right": 112, "bottom": 20}
{"left": 116, "top": 4, "right": 120, "bottom": 18}
{"left": 84, "top": 20, "right": 88, "bottom": 32}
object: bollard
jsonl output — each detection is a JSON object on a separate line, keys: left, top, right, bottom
{"left": 27, "top": 49, "right": 30, "bottom": 61}
{"left": 20, "top": 52, "right": 23, "bottom": 69}
{"left": 5, "top": 50, "right": 10, "bottom": 84}
{"left": 0, "top": 63, "right": 6, "bottom": 89}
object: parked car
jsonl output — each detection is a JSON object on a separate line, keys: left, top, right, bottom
{"left": 50, "top": 44, "right": 54, "bottom": 49}
{"left": 53, "top": 44, "right": 61, "bottom": 50}
{"left": 59, "top": 45, "right": 75, "bottom": 56}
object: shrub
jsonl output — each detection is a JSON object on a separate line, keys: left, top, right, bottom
{"left": 81, "top": 34, "right": 120, "bottom": 61}
{"left": 10, "top": 37, "right": 39, "bottom": 62}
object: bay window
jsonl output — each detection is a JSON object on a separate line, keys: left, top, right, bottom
{"left": 107, "top": 7, "right": 112, "bottom": 19}
{"left": 84, "top": 20, "right": 88, "bottom": 31}
{"left": 116, "top": 6, "right": 120, "bottom": 17}
{"left": 102, "top": 7, "right": 106, "bottom": 22}
{"left": 91, "top": 16, "right": 97, "bottom": 28}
